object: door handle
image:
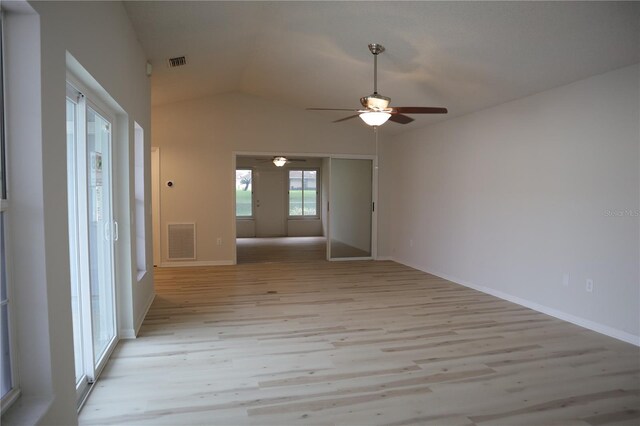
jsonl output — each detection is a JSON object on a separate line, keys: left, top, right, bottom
{"left": 104, "top": 221, "right": 119, "bottom": 241}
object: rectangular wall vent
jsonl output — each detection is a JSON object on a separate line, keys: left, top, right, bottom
{"left": 167, "top": 56, "right": 187, "bottom": 68}
{"left": 167, "top": 223, "right": 196, "bottom": 260}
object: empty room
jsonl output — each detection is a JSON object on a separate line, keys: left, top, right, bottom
{"left": 1, "top": 1, "right": 638, "bottom": 425}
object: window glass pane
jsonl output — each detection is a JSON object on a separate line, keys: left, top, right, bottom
{"left": 134, "top": 123, "right": 145, "bottom": 274}
{"left": 303, "top": 171, "right": 317, "bottom": 215}
{"left": 0, "top": 13, "right": 5, "bottom": 201}
{"left": 0, "top": 213, "right": 6, "bottom": 302}
{"left": 289, "top": 170, "right": 302, "bottom": 216}
{"left": 0, "top": 212, "right": 11, "bottom": 398}
{"left": 1, "top": 303, "right": 11, "bottom": 398}
{"left": 66, "top": 98, "right": 84, "bottom": 383}
{"left": 235, "top": 169, "right": 252, "bottom": 217}
{"left": 87, "top": 107, "right": 115, "bottom": 363}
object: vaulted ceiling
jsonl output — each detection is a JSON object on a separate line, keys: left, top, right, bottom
{"left": 124, "top": 1, "right": 640, "bottom": 133}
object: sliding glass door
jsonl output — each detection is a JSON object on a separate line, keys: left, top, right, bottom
{"left": 328, "top": 158, "right": 374, "bottom": 260}
{"left": 67, "top": 83, "right": 117, "bottom": 404}
{"left": 86, "top": 106, "right": 116, "bottom": 364}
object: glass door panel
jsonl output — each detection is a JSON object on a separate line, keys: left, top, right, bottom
{"left": 329, "top": 158, "right": 373, "bottom": 259}
{"left": 67, "top": 86, "right": 118, "bottom": 407}
{"left": 66, "top": 98, "right": 84, "bottom": 385}
{"left": 86, "top": 106, "right": 115, "bottom": 366}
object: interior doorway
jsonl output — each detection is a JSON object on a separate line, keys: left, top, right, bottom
{"left": 235, "top": 154, "right": 326, "bottom": 263}
{"left": 233, "top": 153, "right": 376, "bottom": 264}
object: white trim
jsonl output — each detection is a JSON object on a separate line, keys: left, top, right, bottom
{"left": 395, "top": 258, "right": 640, "bottom": 347}
{"left": 329, "top": 257, "right": 373, "bottom": 262}
{"left": 120, "top": 290, "right": 155, "bottom": 339}
{"left": 375, "top": 256, "right": 393, "bottom": 261}
{"left": 286, "top": 167, "right": 321, "bottom": 220}
{"left": 159, "top": 260, "right": 234, "bottom": 267}
{"left": 231, "top": 153, "right": 237, "bottom": 264}
{"left": 135, "top": 291, "right": 155, "bottom": 335}
{"left": 119, "top": 328, "right": 136, "bottom": 340}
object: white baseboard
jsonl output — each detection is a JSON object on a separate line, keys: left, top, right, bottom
{"left": 376, "top": 256, "right": 394, "bottom": 261}
{"left": 134, "top": 291, "right": 156, "bottom": 336}
{"left": 119, "top": 328, "right": 136, "bottom": 339}
{"left": 120, "top": 291, "right": 156, "bottom": 339}
{"left": 159, "top": 260, "right": 234, "bottom": 267}
{"left": 394, "top": 258, "right": 640, "bottom": 347}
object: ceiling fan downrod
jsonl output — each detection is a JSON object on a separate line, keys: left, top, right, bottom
{"left": 368, "top": 43, "right": 385, "bottom": 94}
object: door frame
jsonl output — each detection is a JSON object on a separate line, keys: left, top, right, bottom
{"left": 66, "top": 74, "right": 120, "bottom": 407}
{"left": 231, "top": 151, "right": 378, "bottom": 264}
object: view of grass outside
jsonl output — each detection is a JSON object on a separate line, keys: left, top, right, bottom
{"left": 289, "top": 170, "right": 317, "bottom": 216}
{"left": 236, "top": 169, "right": 252, "bottom": 216}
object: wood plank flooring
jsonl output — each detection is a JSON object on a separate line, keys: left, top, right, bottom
{"left": 237, "top": 237, "right": 326, "bottom": 263}
{"left": 79, "top": 257, "right": 640, "bottom": 425}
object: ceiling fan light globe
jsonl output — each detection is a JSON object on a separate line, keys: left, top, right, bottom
{"left": 273, "top": 156, "right": 288, "bottom": 167}
{"left": 359, "top": 112, "right": 391, "bottom": 126}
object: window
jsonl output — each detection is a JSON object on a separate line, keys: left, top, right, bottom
{"left": 235, "top": 169, "right": 253, "bottom": 217}
{"left": 134, "top": 122, "right": 146, "bottom": 279}
{"left": 0, "top": 9, "right": 19, "bottom": 412}
{"left": 288, "top": 169, "right": 318, "bottom": 217}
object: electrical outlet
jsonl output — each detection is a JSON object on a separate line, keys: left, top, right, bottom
{"left": 586, "top": 278, "right": 594, "bottom": 293}
{"left": 562, "top": 273, "right": 570, "bottom": 287}
{"left": 216, "top": 237, "right": 222, "bottom": 246}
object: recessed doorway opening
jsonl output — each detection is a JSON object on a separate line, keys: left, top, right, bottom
{"left": 233, "top": 153, "right": 376, "bottom": 264}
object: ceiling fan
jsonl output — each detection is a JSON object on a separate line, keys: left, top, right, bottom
{"left": 307, "top": 44, "right": 448, "bottom": 126}
{"left": 256, "top": 156, "right": 307, "bottom": 167}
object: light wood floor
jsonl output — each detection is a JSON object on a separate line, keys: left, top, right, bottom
{"left": 237, "top": 237, "right": 326, "bottom": 263}
{"left": 80, "top": 259, "right": 640, "bottom": 425}
{"left": 236, "top": 237, "right": 371, "bottom": 263}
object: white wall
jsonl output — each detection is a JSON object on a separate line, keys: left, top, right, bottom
{"left": 3, "top": 1, "right": 152, "bottom": 423}
{"left": 383, "top": 64, "right": 640, "bottom": 344}
{"left": 153, "top": 92, "right": 374, "bottom": 264}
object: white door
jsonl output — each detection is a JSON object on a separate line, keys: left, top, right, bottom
{"left": 255, "top": 169, "right": 285, "bottom": 237}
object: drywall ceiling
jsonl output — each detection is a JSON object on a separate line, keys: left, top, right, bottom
{"left": 124, "top": 1, "right": 640, "bottom": 134}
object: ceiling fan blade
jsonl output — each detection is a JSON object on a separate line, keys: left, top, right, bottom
{"left": 389, "top": 114, "right": 414, "bottom": 124}
{"left": 333, "top": 114, "right": 360, "bottom": 123}
{"left": 392, "top": 107, "right": 448, "bottom": 114}
{"left": 307, "top": 108, "right": 360, "bottom": 112}
{"left": 287, "top": 159, "right": 307, "bottom": 162}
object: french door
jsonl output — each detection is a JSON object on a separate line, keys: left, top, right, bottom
{"left": 66, "top": 82, "right": 118, "bottom": 405}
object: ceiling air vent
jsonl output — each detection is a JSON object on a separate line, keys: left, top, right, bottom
{"left": 167, "top": 56, "right": 187, "bottom": 68}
